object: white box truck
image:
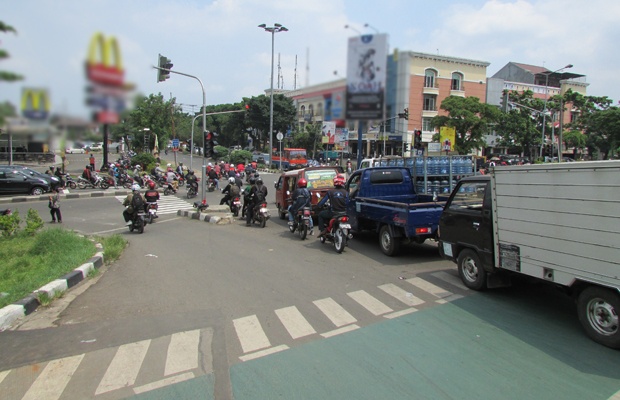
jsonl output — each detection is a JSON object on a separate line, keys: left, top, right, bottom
{"left": 438, "top": 161, "right": 620, "bottom": 349}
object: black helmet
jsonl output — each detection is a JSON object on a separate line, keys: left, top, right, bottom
{"left": 249, "top": 177, "right": 256, "bottom": 184}
{"left": 256, "top": 178, "right": 263, "bottom": 185}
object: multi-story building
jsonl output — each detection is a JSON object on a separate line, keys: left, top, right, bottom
{"left": 283, "top": 51, "right": 491, "bottom": 158}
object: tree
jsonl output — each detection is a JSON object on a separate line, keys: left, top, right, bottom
{"left": 431, "top": 96, "right": 501, "bottom": 154}
{"left": 562, "top": 130, "right": 587, "bottom": 159}
{"left": 240, "top": 94, "right": 296, "bottom": 152}
{"left": 0, "top": 22, "right": 23, "bottom": 83}
{"left": 495, "top": 90, "right": 545, "bottom": 160}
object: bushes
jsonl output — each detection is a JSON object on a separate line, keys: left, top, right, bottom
{"left": 0, "top": 209, "right": 45, "bottom": 237}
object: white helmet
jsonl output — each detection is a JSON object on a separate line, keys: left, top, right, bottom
{"left": 131, "top": 184, "right": 140, "bottom": 192}
{"left": 167, "top": 163, "right": 171, "bottom": 167}
{"left": 208, "top": 163, "right": 213, "bottom": 167}
{"left": 228, "top": 177, "right": 235, "bottom": 184}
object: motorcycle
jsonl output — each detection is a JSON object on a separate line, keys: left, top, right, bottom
{"left": 249, "top": 201, "right": 270, "bottom": 228}
{"left": 163, "top": 182, "right": 177, "bottom": 196}
{"left": 145, "top": 202, "right": 158, "bottom": 224}
{"left": 289, "top": 206, "right": 312, "bottom": 240}
{"left": 64, "top": 173, "right": 77, "bottom": 190}
{"left": 319, "top": 212, "right": 352, "bottom": 253}
{"left": 228, "top": 196, "right": 242, "bottom": 217}
{"left": 207, "top": 178, "right": 216, "bottom": 192}
{"left": 118, "top": 173, "right": 134, "bottom": 189}
{"left": 176, "top": 172, "right": 185, "bottom": 187}
{"left": 128, "top": 210, "right": 146, "bottom": 234}
{"left": 77, "top": 174, "right": 110, "bottom": 190}
{"left": 186, "top": 179, "right": 199, "bottom": 199}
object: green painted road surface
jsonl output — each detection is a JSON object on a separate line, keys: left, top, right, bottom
{"left": 230, "top": 293, "right": 620, "bottom": 400}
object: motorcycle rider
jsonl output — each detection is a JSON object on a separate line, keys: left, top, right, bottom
{"left": 132, "top": 165, "right": 144, "bottom": 187}
{"left": 152, "top": 163, "right": 165, "bottom": 180}
{"left": 242, "top": 176, "right": 255, "bottom": 218}
{"left": 122, "top": 184, "right": 144, "bottom": 226}
{"left": 317, "top": 174, "right": 348, "bottom": 237}
{"left": 220, "top": 177, "right": 241, "bottom": 205}
{"left": 166, "top": 167, "right": 178, "bottom": 192}
{"left": 176, "top": 162, "right": 184, "bottom": 177}
{"left": 53, "top": 165, "right": 66, "bottom": 188}
{"left": 186, "top": 170, "right": 198, "bottom": 190}
{"left": 246, "top": 177, "right": 268, "bottom": 226}
{"left": 143, "top": 180, "right": 160, "bottom": 215}
{"left": 288, "top": 178, "right": 314, "bottom": 235}
{"left": 82, "top": 164, "right": 96, "bottom": 185}
{"left": 207, "top": 166, "right": 220, "bottom": 190}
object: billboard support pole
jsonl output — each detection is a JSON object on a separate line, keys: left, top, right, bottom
{"left": 357, "top": 121, "right": 364, "bottom": 168}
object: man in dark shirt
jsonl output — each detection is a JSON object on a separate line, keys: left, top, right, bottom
{"left": 317, "top": 174, "right": 348, "bottom": 236}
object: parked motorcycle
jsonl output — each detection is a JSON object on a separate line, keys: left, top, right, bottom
{"left": 289, "top": 206, "right": 312, "bottom": 240}
{"left": 144, "top": 202, "right": 158, "bottom": 224}
{"left": 77, "top": 174, "right": 109, "bottom": 190}
{"left": 249, "top": 201, "right": 270, "bottom": 228}
{"left": 319, "top": 212, "right": 352, "bottom": 253}
{"left": 118, "top": 173, "right": 134, "bottom": 189}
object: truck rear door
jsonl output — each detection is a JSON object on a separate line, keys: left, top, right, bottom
{"left": 439, "top": 178, "right": 493, "bottom": 267}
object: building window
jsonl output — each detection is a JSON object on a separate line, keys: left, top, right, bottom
{"left": 451, "top": 72, "right": 463, "bottom": 91}
{"left": 423, "top": 95, "right": 436, "bottom": 111}
{"left": 300, "top": 105, "right": 305, "bottom": 117}
{"left": 424, "top": 69, "right": 437, "bottom": 88}
{"left": 422, "top": 118, "right": 433, "bottom": 132}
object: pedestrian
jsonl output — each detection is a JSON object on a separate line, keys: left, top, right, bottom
{"left": 49, "top": 188, "right": 62, "bottom": 223}
{"left": 89, "top": 154, "right": 96, "bottom": 171}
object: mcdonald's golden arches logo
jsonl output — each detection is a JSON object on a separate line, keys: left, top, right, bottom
{"left": 85, "top": 32, "right": 124, "bottom": 86}
{"left": 21, "top": 88, "right": 51, "bottom": 120}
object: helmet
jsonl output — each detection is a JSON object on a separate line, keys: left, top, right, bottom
{"left": 297, "top": 178, "right": 307, "bottom": 188}
{"left": 131, "top": 184, "right": 140, "bottom": 192}
{"left": 256, "top": 178, "right": 263, "bottom": 185}
{"left": 228, "top": 177, "right": 236, "bottom": 184}
{"left": 208, "top": 163, "right": 213, "bottom": 167}
{"left": 148, "top": 181, "right": 156, "bottom": 189}
{"left": 49, "top": 166, "right": 54, "bottom": 170}
{"left": 188, "top": 170, "right": 194, "bottom": 175}
{"left": 167, "top": 163, "right": 171, "bottom": 167}
{"left": 179, "top": 162, "right": 183, "bottom": 165}
{"left": 136, "top": 165, "right": 141, "bottom": 170}
{"left": 249, "top": 177, "right": 256, "bottom": 184}
{"left": 115, "top": 163, "right": 120, "bottom": 167}
{"left": 156, "top": 163, "right": 160, "bottom": 167}
{"left": 334, "top": 174, "right": 345, "bottom": 187}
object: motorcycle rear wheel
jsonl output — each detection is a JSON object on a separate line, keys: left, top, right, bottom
{"left": 178, "top": 180, "right": 185, "bottom": 187}
{"left": 260, "top": 216, "right": 266, "bottom": 228}
{"left": 77, "top": 181, "right": 87, "bottom": 189}
{"left": 100, "top": 181, "right": 110, "bottom": 190}
{"left": 334, "top": 229, "right": 345, "bottom": 253}
{"left": 300, "top": 224, "right": 308, "bottom": 240}
{"left": 164, "top": 188, "right": 170, "bottom": 195}
{"left": 138, "top": 219, "right": 144, "bottom": 234}
{"left": 68, "top": 181, "right": 77, "bottom": 190}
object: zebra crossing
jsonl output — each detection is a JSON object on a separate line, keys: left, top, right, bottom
{"left": 233, "top": 270, "right": 468, "bottom": 361}
{"left": 0, "top": 271, "right": 468, "bottom": 399}
{"left": 114, "top": 195, "right": 194, "bottom": 216}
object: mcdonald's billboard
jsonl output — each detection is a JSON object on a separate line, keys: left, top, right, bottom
{"left": 85, "top": 32, "right": 124, "bottom": 86}
{"left": 21, "top": 88, "right": 51, "bottom": 120}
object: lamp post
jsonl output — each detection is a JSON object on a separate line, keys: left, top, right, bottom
{"left": 540, "top": 64, "right": 572, "bottom": 159}
{"left": 189, "top": 113, "right": 203, "bottom": 171}
{"left": 344, "top": 24, "right": 361, "bottom": 35}
{"left": 364, "top": 23, "right": 379, "bottom": 33}
{"left": 258, "top": 23, "right": 288, "bottom": 170}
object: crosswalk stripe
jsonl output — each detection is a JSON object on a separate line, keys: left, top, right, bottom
{"left": 133, "top": 372, "right": 195, "bottom": 395}
{"left": 378, "top": 283, "right": 424, "bottom": 307}
{"left": 22, "top": 354, "right": 84, "bottom": 400}
{"left": 406, "top": 277, "right": 454, "bottom": 299}
{"left": 0, "top": 370, "right": 8, "bottom": 385}
{"left": 347, "top": 290, "right": 393, "bottom": 316}
{"left": 431, "top": 271, "right": 470, "bottom": 291}
{"left": 275, "top": 306, "right": 317, "bottom": 339}
{"left": 95, "top": 339, "right": 150, "bottom": 395}
{"left": 165, "top": 329, "right": 200, "bottom": 376}
{"left": 114, "top": 195, "right": 193, "bottom": 215}
{"left": 233, "top": 315, "right": 271, "bottom": 353}
{"left": 313, "top": 297, "right": 357, "bottom": 327}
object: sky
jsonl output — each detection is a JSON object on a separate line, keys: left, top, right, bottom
{"left": 2, "top": 0, "right": 619, "bottom": 120}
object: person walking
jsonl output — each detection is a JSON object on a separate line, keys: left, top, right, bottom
{"left": 49, "top": 188, "right": 62, "bottom": 223}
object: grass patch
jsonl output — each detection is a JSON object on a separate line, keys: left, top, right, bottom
{"left": 0, "top": 228, "right": 96, "bottom": 308}
{"left": 97, "top": 234, "right": 127, "bottom": 263}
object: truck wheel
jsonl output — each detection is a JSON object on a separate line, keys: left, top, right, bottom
{"left": 379, "top": 225, "right": 400, "bottom": 256}
{"left": 457, "top": 249, "right": 487, "bottom": 290}
{"left": 577, "top": 286, "right": 620, "bottom": 349}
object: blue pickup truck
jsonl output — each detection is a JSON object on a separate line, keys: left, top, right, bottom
{"left": 345, "top": 167, "right": 447, "bottom": 256}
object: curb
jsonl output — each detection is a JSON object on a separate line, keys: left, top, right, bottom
{"left": 0, "top": 242, "right": 105, "bottom": 331}
{"left": 176, "top": 209, "right": 235, "bottom": 225}
{"left": 0, "top": 190, "right": 133, "bottom": 205}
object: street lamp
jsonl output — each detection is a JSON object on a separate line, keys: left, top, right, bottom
{"left": 344, "top": 24, "right": 361, "bottom": 35}
{"left": 540, "top": 64, "right": 573, "bottom": 160}
{"left": 258, "top": 23, "right": 288, "bottom": 170}
{"left": 364, "top": 23, "right": 379, "bottom": 33}
{"left": 189, "top": 113, "right": 203, "bottom": 171}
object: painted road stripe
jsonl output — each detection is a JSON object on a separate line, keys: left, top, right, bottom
{"left": 115, "top": 195, "right": 193, "bottom": 215}
{"left": 95, "top": 339, "right": 150, "bottom": 395}
{"left": 321, "top": 324, "right": 360, "bottom": 338}
{"left": 233, "top": 315, "right": 271, "bottom": 353}
{"left": 133, "top": 372, "right": 195, "bottom": 394}
{"left": 313, "top": 297, "right": 357, "bottom": 327}
{"left": 275, "top": 306, "right": 317, "bottom": 339}
{"left": 431, "top": 271, "right": 470, "bottom": 291}
{"left": 239, "top": 345, "right": 290, "bottom": 362}
{"left": 0, "top": 370, "right": 9, "bottom": 385}
{"left": 165, "top": 329, "right": 200, "bottom": 376}
{"left": 406, "top": 277, "right": 453, "bottom": 299}
{"left": 379, "top": 284, "right": 424, "bottom": 307}
{"left": 347, "top": 290, "right": 393, "bottom": 316}
{"left": 22, "top": 354, "right": 84, "bottom": 400}
{"left": 384, "top": 308, "right": 418, "bottom": 319}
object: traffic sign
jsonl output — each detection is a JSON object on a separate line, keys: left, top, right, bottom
{"left": 172, "top": 139, "right": 180, "bottom": 148}
{"left": 276, "top": 132, "right": 283, "bottom": 141}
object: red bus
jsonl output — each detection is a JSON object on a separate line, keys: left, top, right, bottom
{"left": 271, "top": 148, "right": 308, "bottom": 170}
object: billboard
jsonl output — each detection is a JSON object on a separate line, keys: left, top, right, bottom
{"left": 21, "top": 88, "right": 50, "bottom": 120}
{"left": 439, "top": 126, "right": 456, "bottom": 154}
{"left": 345, "top": 34, "right": 388, "bottom": 120}
{"left": 321, "top": 122, "right": 336, "bottom": 144}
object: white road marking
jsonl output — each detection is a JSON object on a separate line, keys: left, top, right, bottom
{"left": 133, "top": 372, "right": 195, "bottom": 394}
{"left": 239, "top": 345, "right": 289, "bottom": 362}
{"left": 22, "top": 354, "right": 84, "bottom": 400}
{"left": 115, "top": 195, "right": 194, "bottom": 215}
{"left": 378, "top": 284, "right": 424, "bottom": 307}
{"left": 313, "top": 297, "right": 357, "bottom": 327}
{"left": 275, "top": 306, "right": 317, "bottom": 339}
{"left": 233, "top": 315, "right": 271, "bottom": 353}
{"left": 95, "top": 339, "right": 150, "bottom": 395}
{"left": 406, "top": 277, "right": 453, "bottom": 299}
{"left": 347, "top": 290, "right": 393, "bottom": 316}
{"left": 165, "top": 329, "right": 200, "bottom": 376}
{"left": 321, "top": 324, "right": 360, "bottom": 338}
{"left": 0, "top": 370, "right": 10, "bottom": 385}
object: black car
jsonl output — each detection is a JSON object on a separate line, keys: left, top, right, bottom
{"left": 0, "top": 165, "right": 61, "bottom": 190}
{"left": 0, "top": 169, "right": 51, "bottom": 195}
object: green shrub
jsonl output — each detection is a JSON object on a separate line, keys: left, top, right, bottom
{"left": 131, "top": 153, "right": 156, "bottom": 171}
{"left": 0, "top": 210, "right": 21, "bottom": 237}
{"left": 24, "top": 208, "right": 44, "bottom": 236}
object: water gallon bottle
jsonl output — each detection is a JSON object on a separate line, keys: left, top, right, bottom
{"left": 415, "top": 157, "right": 424, "bottom": 176}
{"left": 441, "top": 179, "right": 450, "bottom": 193}
{"left": 452, "top": 156, "right": 461, "bottom": 175}
{"left": 439, "top": 157, "right": 449, "bottom": 175}
{"left": 426, "top": 157, "right": 435, "bottom": 175}
{"left": 461, "top": 157, "right": 471, "bottom": 174}
{"left": 431, "top": 180, "right": 440, "bottom": 194}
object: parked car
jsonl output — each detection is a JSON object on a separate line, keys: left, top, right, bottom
{"left": 0, "top": 165, "right": 61, "bottom": 190}
{"left": 66, "top": 146, "right": 86, "bottom": 154}
{"left": 89, "top": 143, "right": 103, "bottom": 152}
{"left": 0, "top": 169, "right": 51, "bottom": 195}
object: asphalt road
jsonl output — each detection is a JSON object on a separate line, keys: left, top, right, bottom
{"left": 1, "top": 168, "right": 619, "bottom": 399}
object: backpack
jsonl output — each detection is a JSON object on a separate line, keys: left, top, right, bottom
{"left": 131, "top": 193, "right": 144, "bottom": 210}
{"left": 254, "top": 188, "right": 265, "bottom": 203}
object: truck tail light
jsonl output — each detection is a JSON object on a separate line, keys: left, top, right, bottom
{"left": 416, "top": 227, "right": 431, "bottom": 234}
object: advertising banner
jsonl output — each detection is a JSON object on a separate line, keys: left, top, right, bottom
{"left": 439, "top": 126, "right": 456, "bottom": 154}
{"left": 321, "top": 122, "right": 336, "bottom": 144}
{"left": 345, "top": 34, "right": 388, "bottom": 120}
{"left": 21, "top": 88, "right": 50, "bottom": 120}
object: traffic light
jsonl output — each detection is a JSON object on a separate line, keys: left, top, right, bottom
{"left": 203, "top": 131, "right": 218, "bottom": 158}
{"left": 157, "top": 54, "right": 173, "bottom": 82}
{"left": 414, "top": 130, "right": 422, "bottom": 149}
{"left": 398, "top": 108, "right": 409, "bottom": 120}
